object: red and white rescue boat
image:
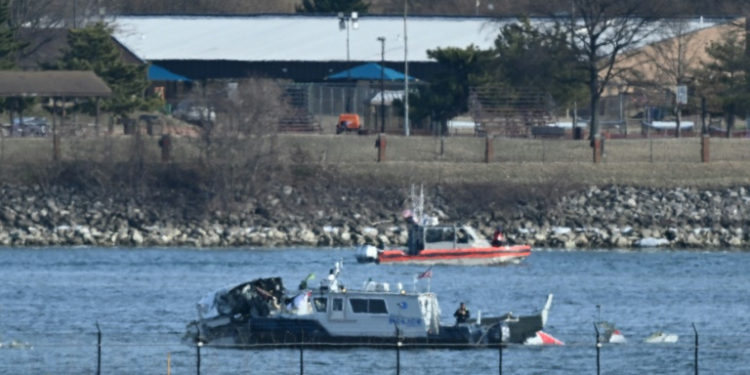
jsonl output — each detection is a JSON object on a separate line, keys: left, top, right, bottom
{"left": 356, "top": 185, "right": 531, "bottom": 266}
{"left": 356, "top": 224, "right": 531, "bottom": 266}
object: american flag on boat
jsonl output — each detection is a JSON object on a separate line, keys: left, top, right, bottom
{"left": 418, "top": 267, "right": 433, "bottom": 279}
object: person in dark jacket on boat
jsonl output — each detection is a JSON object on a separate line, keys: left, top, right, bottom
{"left": 454, "top": 302, "right": 470, "bottom": 325}
{"left": 491, "top": 225, "right": 507, "bottom": 247}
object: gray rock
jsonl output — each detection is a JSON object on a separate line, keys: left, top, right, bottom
{"left": 131, "top": 229, "right": 144, "bottom": 246}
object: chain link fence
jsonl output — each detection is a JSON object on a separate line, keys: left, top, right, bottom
{"left": 3, "top": 133, "right": 750, "bottom": 166}
{"left": 277, "top": 134, "right": 750, "bottom": 164}
{"left": 3, "top": 329, "right": 749, "bottom": 375}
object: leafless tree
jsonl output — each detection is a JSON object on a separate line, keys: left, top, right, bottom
{"left": 111, "top": 0, "right": 296, "bottom": 14}
{"left": 97, "top": 0, "right": 750, "bottom": 16}
{"left": 10, "top": 0, "right": 110, "bottom": 68}
{"left": 542, "top": 0, "right": 665, "bottom": 158}
{"left": 638, "top": 18, "right": 708, "bottom": 137}
{"left": 184, "top": 78, "right": 290, "bottom": 210}
{"left": 378, "top": 0, "right": 512, "bottom": 15}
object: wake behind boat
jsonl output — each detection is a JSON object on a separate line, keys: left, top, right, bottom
{"left": 185, "top": 260, "right": 557, "bottom": 348}
{"left": 356, "top": 186, "right": 531, "bottom": 266}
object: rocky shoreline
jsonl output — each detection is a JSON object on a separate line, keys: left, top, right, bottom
{"left": 1, "top": 184, "right": 749, "bottom": 249}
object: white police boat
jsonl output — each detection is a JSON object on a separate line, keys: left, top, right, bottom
{"left": 185, "top": 261, "right": 556, "bottom": 348}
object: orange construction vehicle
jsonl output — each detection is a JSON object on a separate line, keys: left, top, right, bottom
{"left": 336, "top": 113, "right": 363, "bottom": 134}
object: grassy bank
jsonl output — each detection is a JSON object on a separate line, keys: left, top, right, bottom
{"left": 327, "top": 162, "right": 750, "bottom": 188}
{"left": 3, "top": 134, "right": 750, "bottom": 189}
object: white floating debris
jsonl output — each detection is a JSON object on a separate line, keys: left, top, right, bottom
{"left": 644, "top": 332, "right": 678, "bottom": 343}
{"left": 635, "top": 237, "right": 670, "bottom": 247}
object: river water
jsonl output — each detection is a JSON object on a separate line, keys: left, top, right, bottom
{"left": 1, "top": 247, "right": 748, "bottom": 374}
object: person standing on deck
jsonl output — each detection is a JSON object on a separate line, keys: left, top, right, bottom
{"left": 454, "top": 302, "right": 470, "bottom": 325}
{"left": 491, "top": 225, "right": 506, "bottom": 247}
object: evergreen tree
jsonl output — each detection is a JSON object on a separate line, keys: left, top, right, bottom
{"left": 296, "top": 0, "right": 370, "bottom": 14}
{"left": 54, "top": 22, "right": 150, "bottom": 118}
{"left": 401, "top": 45, "right": 493, "bottom": 132}
{"left": 0, "top": 0, "right": 21, "bottom": 70}
{"left": 696, "top": 31, "right": 750, "bottom": 137}
{"left": 492, "top": 18, "right": 586, "bottom": 109}
{"left": 0, "top": 0, "right": 28, "bottom": 120}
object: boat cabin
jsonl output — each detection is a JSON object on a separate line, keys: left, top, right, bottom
{"left": 407, "top": 224, "right": 490, "bottom": 254}
{"left": 280, "top": 280, "right": 441, "bottom": 338}
{"left": 280, "top": 266, "right": 442, "bottom": 337}
{"left": 197, "top": 261, "right": 443, "bottom": 339}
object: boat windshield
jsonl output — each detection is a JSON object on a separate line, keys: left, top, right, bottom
{"left": 460, "top": 226, "right": 480, "bottom": 243}
{"left": 424, "top": 227, "right": 455, "bottom": 243}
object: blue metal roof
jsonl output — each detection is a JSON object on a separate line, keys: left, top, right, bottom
{"left": 327, "top": 63, "right": 415, "bottom": 81}
{"left": 148, "top": 64, "right": 191, "bottom": 81}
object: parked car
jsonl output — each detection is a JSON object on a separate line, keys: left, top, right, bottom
{"left": 172, "top": 101, "right": 216, "bottom": 124}
{"left": 11, "top": 117, "right": 48, "bottom": 137}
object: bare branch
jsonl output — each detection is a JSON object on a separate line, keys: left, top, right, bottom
{"left": 183, "top": 78, "right": 292, "bottom": 209}
{"left": 540, "top": 0, "right": 666, "bottom": 148}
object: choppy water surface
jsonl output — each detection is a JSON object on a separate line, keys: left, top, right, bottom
{"left": 1, "top": 247, "right": 748, "bottom": 374}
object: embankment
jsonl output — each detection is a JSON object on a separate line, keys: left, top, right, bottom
{"left": 1, "top": 180, "right": 749, "bottom": 249}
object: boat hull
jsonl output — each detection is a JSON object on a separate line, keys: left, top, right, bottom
{"left": 375, "top": 246, "right": 531, "bottom": 266}
{"left": 190, "top": 317, "right": 532, "bottom": 349}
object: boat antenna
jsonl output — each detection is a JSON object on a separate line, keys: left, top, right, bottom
{"left": 410, "top": 184, "right": 425, "bottom": 224}
{"left": 335, "top": 258, "right": 343, "bottom": 276}
{"left": 419, "top": 184, "right": 424, "bottom": 221}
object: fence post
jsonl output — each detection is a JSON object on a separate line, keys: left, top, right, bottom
{"left": 602, "top": 132, "right": 610, "bottom": 161}
{"left": 542, "top": 138, "right": 546, "bottom": 163}
{"left": 701, "top": 135, "right": 710, "bottom": 163}
{"left": 485, "top": 136, "right": 493, "bottom": 163}
{"left": 300, "top": 331, "right": 304, "bottom": 375}
{"left": 594, "top": 322, "right": 601, "bottom": 375}
{"left": 650, "top": 138, "right": 654, "bottom": 163}
{"left": 96, "top": 322, "right": 101, "bottom": 375}
{"left": 693, "top": 323, "right": 699, "bottom": 375}
{"left": 196, "top": 341, "right": 202, "bottom": 375}
{"left": 498, "top": 342, "right": 503, "bottom": 375}
{"left": 377, "top": 134, "right": 387, "bottom": 162}
{"left": 159, "top": 134, "right": 172, "bottom": 163}
{"left": 395, "top": 328, "right": 402, "bottom": 375}
{"left": 593, "top": 134, "right": 602, "bottom": 164}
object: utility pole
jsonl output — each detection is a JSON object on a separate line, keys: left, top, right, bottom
{"left": 403, "top": 0, "right": 410, "bottom": 136}
{"left": 338, "top": 12, "right": 359, "bottom": 113}
{"left": 378, "top": 37, "right": 386, "bottom": 134}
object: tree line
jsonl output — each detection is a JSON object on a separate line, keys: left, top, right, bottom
{"left": 1, "top": 0, "right": 748, "bottom": 144}
{"left": 0, "top": 0, "right": 151, "bottom": 125}
{"left": 2, "top": 0, "right": 747, "bottom": 19}
{"left": 398, "top": 0, "right": 750, "bottom": 149}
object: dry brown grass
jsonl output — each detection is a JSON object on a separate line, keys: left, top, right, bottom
{"left": 330, "top": 162, "right": 750, "bottom": 188}
{"left": 3, "top": 134, "right": 750, "bottom": 188}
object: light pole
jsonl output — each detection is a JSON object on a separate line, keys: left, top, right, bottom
{"left": 377, "top": 37, "right": 386, "bottom": 134}
{"left": 338, "top": 12, "right": 359, "bottom": 112}
{"left": 403, "top": 0, "right": 410, "bottom": 136}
